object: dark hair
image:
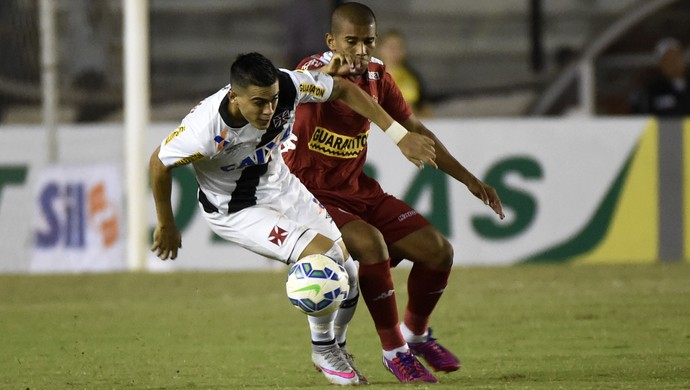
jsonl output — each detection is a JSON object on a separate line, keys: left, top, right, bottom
{"left": 331, "top": 2, "right": 376, "bottom": 34}
{"left": 230, "top": 52, "right": 278, "bottom": 89}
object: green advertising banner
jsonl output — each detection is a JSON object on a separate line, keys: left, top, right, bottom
{"left": 0, "top": 118, "right": 686, "bottom": 273}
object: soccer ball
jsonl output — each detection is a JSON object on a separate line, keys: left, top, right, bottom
{"left": 286, "top": 254, "right": 349, "bottom": 317}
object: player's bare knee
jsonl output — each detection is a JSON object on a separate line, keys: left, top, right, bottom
{"left": 429, "top": 238, "right": 454, "bottom": 269}
{"left": 341, "top": 222, "right": 388, "bottom": 262}
{"left": 295, "top": 231, "right": 339, "bottom": 263}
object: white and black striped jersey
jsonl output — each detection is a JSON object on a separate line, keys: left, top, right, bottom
{"left": 158, "top": 69, "right": 334, "bottom": 214}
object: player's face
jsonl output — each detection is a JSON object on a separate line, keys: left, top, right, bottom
{"left": 230, "top": 82, "right": 279, "bottom": 130}
{"left": 327, "top": 22, "right": 377, "bottom": 75}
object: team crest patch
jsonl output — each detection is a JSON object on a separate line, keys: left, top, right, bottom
{"left": 311, "top": 197, "right": 326, "bottom": 213}
{"left": 268, "top": 225, "right": 289, "bottom": 246}
{"left": 312, "top": 197, "right": 332, "bottom": 220}
{"left": 301, "top": 58, "right": 324, "bottom": 70}
{"left": 214, "top": 129, "right": 229, "bottom": 152}
{"left": 272, "top": 110, "right": 290, "bottom": 129}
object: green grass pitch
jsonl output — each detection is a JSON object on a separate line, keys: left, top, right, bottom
{"left": 1, "top": 263, "right": 689, "bottom": 389}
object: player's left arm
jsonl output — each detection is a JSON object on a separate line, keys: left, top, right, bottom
{"left": 292, "top": 68, "right": 436, "bottom": 169}
{"left": 150, "top": 146, "right": 183, "bottom": 260}
{"left": 328, "top": 76, "right": 437, "bottom": 169}
{"left": 402, "top": 114, "right": 505, "bottom": 219}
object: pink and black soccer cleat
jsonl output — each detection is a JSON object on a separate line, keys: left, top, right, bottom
{"left": 312, "top": 343, "right": 359, "bottom": 385}
{"left": 408, "top": 328, "right": 461, "bottom": 372}
{"left": 340, "top": 345, "right": 368, "bottom": 384}
{"left": 382, "top": 350, "right": 438, "bottom": 383}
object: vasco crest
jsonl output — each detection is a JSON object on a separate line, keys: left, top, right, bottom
{"left": 272, "top": 110, "right": 290, "bottom": 129}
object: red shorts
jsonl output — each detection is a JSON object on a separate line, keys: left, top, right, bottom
{"left": 319, "top": 191, "right": 431, "bottom": 266}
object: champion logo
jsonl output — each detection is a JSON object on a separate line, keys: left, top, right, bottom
{"left": 373, "top": 289, "right": 395, "bottom": 301}
{"left": 268, "top": 225, "right": 288, "bottom": 246}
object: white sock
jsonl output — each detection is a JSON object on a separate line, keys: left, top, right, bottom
{"left": 383, "top": 344, "right": 410, "bottom": 360}
{"left": 400, "top": 322, "right": 428, "bottom": 344}
{"left": 334, "top": 293, "right": 357, "bottom": 345}
{"left": 308, "top": 311, "right": 336, "bottom": 343}
{"left": 334, "top": 257, "right": 359, "bottom": 345}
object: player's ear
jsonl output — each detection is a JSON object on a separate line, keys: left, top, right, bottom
{"left": 326, "top": 33, "right": 336, "bottom": 51}
{"left": 229, "top": 91, "right": 238, "bottom": 103}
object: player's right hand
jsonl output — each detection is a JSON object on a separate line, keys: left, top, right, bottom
{"left": 151, "top": 224, "right": 182, "bottom": 260}
{"left": 467, "top": 179, "right": 505, "bottom": 220}
{"left": 319, "top": 53, "right": 359, "bottom": 76}
{"left": 398, "top": 132, "right": 437, "bottom": 169}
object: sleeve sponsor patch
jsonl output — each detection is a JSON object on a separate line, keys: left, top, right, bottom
{"left": 300, "top": 58, "right": 325, "bottom": 70}
{"left": 172, "top": 151, "right": 204, "bottom": 167}
{"left": 164, "top": 125, "right": 186, "bottom": 145}
{"left": 299, "top": 83, "right": 325, "bottom": 99}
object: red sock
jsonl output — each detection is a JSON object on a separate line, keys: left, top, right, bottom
{"left": 404, "top": 263, "right": 451, "bottom": 335}
{"left": 358, "top": 259, "right": 405, "bottom": 350}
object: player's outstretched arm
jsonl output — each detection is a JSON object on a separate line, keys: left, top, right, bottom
{"left": 402, "top": 115, "right": 505, "bottom": 219}
{"left": 149, "top": 146, "right": 183, "bottom": 259}
{"left": 328, "top": 76, "right": 437, "bottom": 169}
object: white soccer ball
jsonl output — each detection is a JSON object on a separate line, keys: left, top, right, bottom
{"left": 286, "top": 254, "right": 349, "bottom": 317}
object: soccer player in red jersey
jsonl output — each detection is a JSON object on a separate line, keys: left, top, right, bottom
{"left": 283, "top": 2, "right": 505, "bottom": 383}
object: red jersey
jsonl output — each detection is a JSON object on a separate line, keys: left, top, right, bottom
{"left": 284, "top": 51, "right": 413, "bottom": 206}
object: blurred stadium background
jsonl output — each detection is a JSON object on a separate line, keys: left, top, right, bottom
{"left": 1, "top": 0, "right": 688, "bottom": 271}
{"left": 1, "top": 1, "right": 688, "bottom": 269}
{"left": 2, "top": 0, "right": 690, "bottom": 122}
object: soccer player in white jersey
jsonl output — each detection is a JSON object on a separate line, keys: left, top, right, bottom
{"left": 149, "top": 52, "right": 436, "bottom": 386}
